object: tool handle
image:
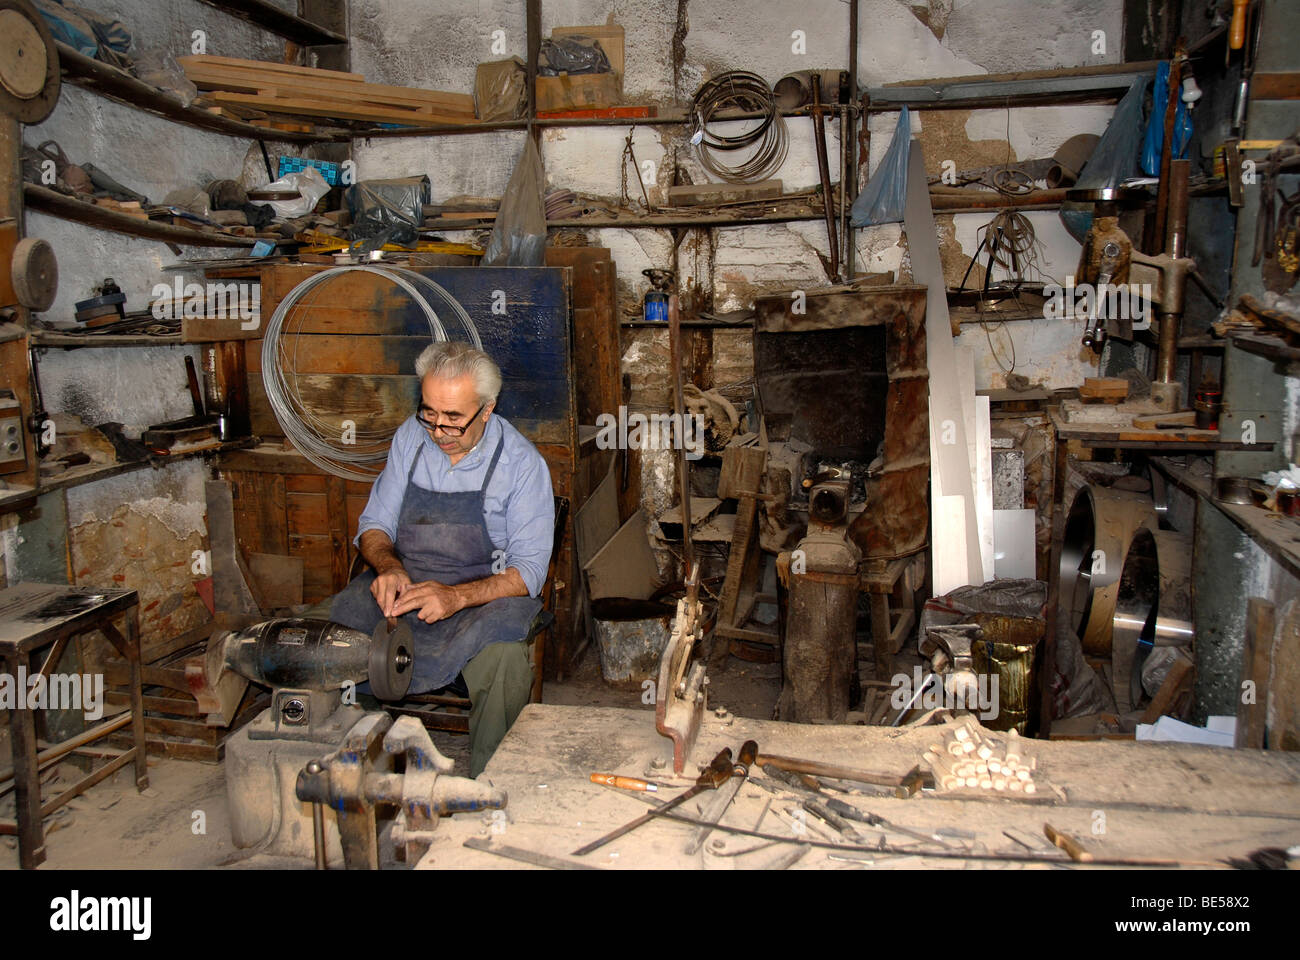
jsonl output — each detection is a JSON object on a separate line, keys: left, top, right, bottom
{"left": 1230, "top": 0, "right": 1249, "bottom": 50}
{"left": 737, "top": 740, "right": 759, "bottom": 771}
{"left": 1044, "top": 823, "right": 1094, "bottom": 863}
{"left": 590, "top": 773, "right": 655, "bottom": 792}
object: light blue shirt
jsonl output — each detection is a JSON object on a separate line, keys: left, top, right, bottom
{"left": 355, "top": 413, "right": 555, "bottom": 597}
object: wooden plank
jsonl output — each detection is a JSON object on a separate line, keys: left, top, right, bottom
{"left": 24, "top": 184, "right": 262, "bottom": 249}
{"left": 326, "top": 476, "right": 350, "bottom": 592}
{"left": 178, "top": 54, "right": 365, "bottom": 81}
{"left": 1237, "top": 598, "right": 1275, "bottom": 749}
{"left": 1080, "top": 377, "right": 1130, "bottom": 402}
{"left": 667, "top": 181, "right": 783, "bottom": 207}
{"left": 287, "top": 491, "right": 329, "bottom": 534}
{"left": 228, "top": 470, "right": 288, "bottom": 556}
{"left": 208, "top": 91, "right": 477, "bottom": 126}
{"left": 1140, "top": 658, "right": 1195, "bottom": 723}
{"left": 1249, "top": 73, "right": 1300, "bottom": 100}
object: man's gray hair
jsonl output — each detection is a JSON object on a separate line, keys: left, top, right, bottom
{"left": 414, "top": 340, "right": 503, "bottom": 405}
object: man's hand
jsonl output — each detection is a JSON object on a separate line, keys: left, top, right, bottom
{"left": 370, "top": 566, "right": 412, "bottom": 617}
{"left": 391, "top": 579, "right": 463, "bottom": 623}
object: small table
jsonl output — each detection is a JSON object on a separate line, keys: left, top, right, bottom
{"left": 0, "top": 582, "right": 149, "bottom": 869}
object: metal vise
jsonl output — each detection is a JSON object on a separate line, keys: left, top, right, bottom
{"left": 296, "top": 712, "right": 507, "bottom": 868}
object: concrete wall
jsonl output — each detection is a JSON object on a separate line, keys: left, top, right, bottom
{"left": 350, "top": 0, "right": 1124, "bottom": 392}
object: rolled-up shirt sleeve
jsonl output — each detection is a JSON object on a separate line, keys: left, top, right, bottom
{"left": 503, "top": 450, "right": 555, "bottom": 597}
{"left": 355, "top": 419, "right": 417, "bottom": 546}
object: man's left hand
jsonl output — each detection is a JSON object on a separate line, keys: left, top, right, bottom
{"left": 391, "top": 580, "right": 463, "bottom": 623}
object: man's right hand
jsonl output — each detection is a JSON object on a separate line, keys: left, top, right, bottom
{"left": 370, "top": 565, "right": 412, "bottom": 618}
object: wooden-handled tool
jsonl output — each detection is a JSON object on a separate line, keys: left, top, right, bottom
{"left": 1044, "top": 823, "right": 1094, "bottom": 863}
{"left": 1230, "top": 0, "right": 1249, "bottom": 50}
{"left": 573, "top": 747, "right": 736, "bottom": 856}
{"left": 590, "top": 773, "right": 669, "bottom": 793}
{"left": 684, "top": 740, "right": 758, "bottom": 855}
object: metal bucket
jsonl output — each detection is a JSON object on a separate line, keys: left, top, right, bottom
{"left": 591, "top": 598, "right": 676, "bottom": 689}
{"left": 971, "top": 613, "right": 1043, "bottom": 736}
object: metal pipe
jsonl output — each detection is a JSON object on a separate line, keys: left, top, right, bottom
{"left": 839, "top": 103, "right": 852, "bottom": 281}
{"left": 1151, "top": 42, "right": 1185, "bottom": 254}
{"left": 810, "top": 73, "right": 840, "bottom": 280}
{"left": 1156, "top": 158, "right": 1191, "bottom": 384}
{"left": 307, "top": 760, "right": 327, "bottom": 870}
{"left": 669, "top": 295, "right": 694, "bottom": 575}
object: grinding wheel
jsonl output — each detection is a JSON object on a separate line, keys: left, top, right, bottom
{"left": 369, "top": 618, "right": 413, "bottom": 701}
{"left": 0, "top": 0, "right": 60, "bottom": 124}
{"left": 11, "top": 236, "right": 56, "bottom": 310}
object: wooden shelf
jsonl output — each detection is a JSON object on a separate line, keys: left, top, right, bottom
{"left": 24, "top": 184, "right": 277, "bottom": 249}
{"left": 31, "top": 329, "right": 183, "bottom": 348}
{"left": 1230, "top": 331, "right": 1300, "bottom": 365}
{"left": 347, "top": 105, "right": 844, "bottom": 139}
{"left": 1153, "top": 456, "right": 1300, "bottom": 583}
{"left": 424, "top": 207, "right": 826, "bottom": 232}
{"left": 196, "top": 0, "right": 346, "bottom": 46}
{"left": 55, "top": 43, "right": 333, "bottom": 144}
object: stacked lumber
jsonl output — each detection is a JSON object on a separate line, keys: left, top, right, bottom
{"left": 923, "top": 720, "right": 1039, "bottom": 793}
{"left": 178, "top": 55, "right": 477, "bottom": 127}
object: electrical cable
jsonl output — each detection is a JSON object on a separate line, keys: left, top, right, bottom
{"left": 262, "top": 265, "right": 481, "bottom": 482}
{"left": 689, "top": 71, "right": 788, "bottom": 184}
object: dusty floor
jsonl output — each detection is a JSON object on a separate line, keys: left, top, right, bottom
{"left": 0, "top": 638, "right": 803, "bottom": 870}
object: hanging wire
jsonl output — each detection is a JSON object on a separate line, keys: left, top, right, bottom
{"left": 689, "top": 71, "right": 788, "bottom": 183}
{"left": 262, "top": 266, "right": 481, "bottom": 482}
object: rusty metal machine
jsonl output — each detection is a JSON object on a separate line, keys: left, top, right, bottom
{"left": 777, "top": 465, "right": 861, "bottom": 722}
{"left": 1069, "top": 167, "right": 1197, "bottom": 412}
{"left": 219, "top": 617, "right": 504, "bottom": 867}
{"left": 655, "top": 566, "right": 709, "bottom": 775}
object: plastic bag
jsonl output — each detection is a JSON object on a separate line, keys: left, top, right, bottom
{"left": 1141, "top": 61, "right": 1193, "bottom": 176}
{"left": 483, "top": 137, "right": 546, "bottom": 267}
{"left": 538, "top": 36, "right": 610, "bottom": 76}
{"left": 134, "top": 48, "right": 197, "bottom": 106}
{"left": 32, "top": 0, "right": 96, "bottom": 57}
{"left": 851, "top": 107, "right": 911, "bottom": 227}
{"left": 475, "top": 58, "right": 527, "bottom": 121}
{"left": 346, "top": 175, "right": 431, "bottom": 244}
{"left": 264, "top": 166, "right": 330, "bottom": 219}
{"left": 1060, "top": 76, "right": 1151, "bottom": 242}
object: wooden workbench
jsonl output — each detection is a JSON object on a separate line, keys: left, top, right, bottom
{"left": 414, "top": 704, "right": 1300, "bottom": 870}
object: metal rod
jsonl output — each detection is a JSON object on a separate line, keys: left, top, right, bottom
{"left": 810, "top": 74, "right": 840, "bottom": 280}
{"left": 1156, "top": 158, "right": 1191, "bottom": 384}
{"left": 669, "top": 294, "right": 694, "bottom": 575}
{"left": 1151, "top": 41, "right": 1185, "bottom": 254}
{"left": 839, "top": 103, "right": 852, "bottom": 281}
{"left": 0, "top": 713, "right": 133, "bottom": 786}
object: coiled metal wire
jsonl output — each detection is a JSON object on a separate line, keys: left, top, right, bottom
{"left": 261, "top": 265, "right": 481, "bottom": 482}
{"left": 690, "top": 71, "right": 788, "bottom": 183}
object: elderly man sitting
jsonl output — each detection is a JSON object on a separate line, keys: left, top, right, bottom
{"left": 329, "top": 340, "right": 555, "bottom": 776}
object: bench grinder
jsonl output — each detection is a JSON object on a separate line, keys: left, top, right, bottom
{"left": 221, "top": 618, "right": 504, "bottom": 867}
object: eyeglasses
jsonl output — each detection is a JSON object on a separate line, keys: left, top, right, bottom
{"left": 416, "top": 401, "right": 486, "bottom": 436}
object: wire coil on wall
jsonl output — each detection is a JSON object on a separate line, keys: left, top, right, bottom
{"left": 261, "top": 265, "right": 481, "bottom": 483}
{"left": 689, "top": 71, "right": 788, "bottom": 184}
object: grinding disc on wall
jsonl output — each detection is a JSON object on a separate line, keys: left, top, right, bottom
{"left": 0, "top": 0, "right": 60, "bottom": 124}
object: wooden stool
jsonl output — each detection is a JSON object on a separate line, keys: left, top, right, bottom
{"left": 0, "top": 582, "right": 149, "bottom": 869}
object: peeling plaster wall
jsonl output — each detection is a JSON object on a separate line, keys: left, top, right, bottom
{"left": 66, "top": 459, "right": 210, "bottom": 649}
{"left": 14, "top": 2, "right": 300, "bottom": 609}
{"left": 351, "top": 0, "right": 1125, "bottom": 392}
{"left": 348, "top": 0, "right": 1128, "bottom": 527}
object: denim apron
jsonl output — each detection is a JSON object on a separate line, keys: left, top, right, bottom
{"left": 329, "top": 430, "right": 542, "bottom": 693}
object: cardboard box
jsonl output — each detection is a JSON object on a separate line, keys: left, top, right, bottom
{"left": 552, "top": 23, "right": 624, "bottom": 93}
{"left": 535, "top": 72, "right": 620, "bottom": 112}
